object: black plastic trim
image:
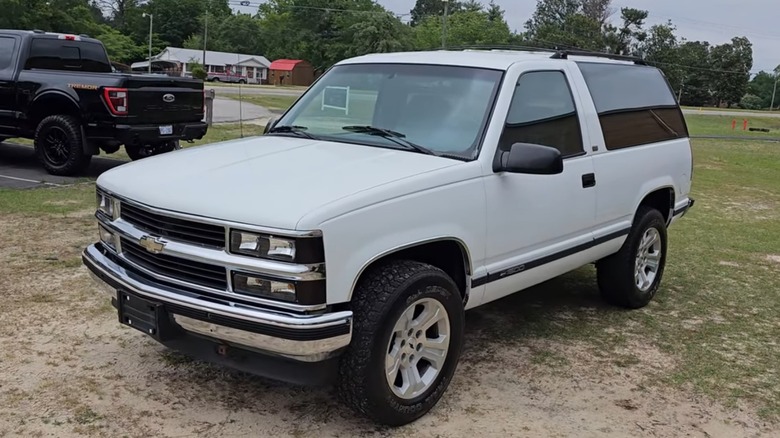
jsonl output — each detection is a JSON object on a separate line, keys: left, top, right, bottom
{"left": 470, "top": 228, "right": 631, "bottom": 287}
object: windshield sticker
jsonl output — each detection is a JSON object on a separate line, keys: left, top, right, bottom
{"left": 322, "top": 86, "right": 350, "bottom": 114}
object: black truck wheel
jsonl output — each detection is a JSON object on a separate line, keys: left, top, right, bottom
{"left": 126, "top": 140, "right": 179, "bottom": 161}
{"left": 34, "top": 115, "right": 92, "bottom": 176}
{"left": 597, "top": 206, "right": 668, "bottom": 309}
{"left": 337, "top": 260, "right": 465, "bottom": 426}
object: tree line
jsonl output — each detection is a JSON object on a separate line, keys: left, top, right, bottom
{"left": 0, "top": 0, "right": 774, "bottom": 108}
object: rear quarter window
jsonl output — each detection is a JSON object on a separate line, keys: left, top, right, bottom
{"left": 0, "top": 36, "right": 17, "bottom": 71}
{"left": 577, "top": 62, "right": 688, "bottom": 150}
{"left": 24, "top": 38, "right": 111, "bottom": 73}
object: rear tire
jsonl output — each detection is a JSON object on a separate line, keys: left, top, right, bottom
{"left": 337, "top": 260, "right": 465, "bottom": 426}
{"left": 34, "top": 115, "right": 92, "bottom": 176}
{"left": 597, "top": 206, "right": 668, "bottom": 309}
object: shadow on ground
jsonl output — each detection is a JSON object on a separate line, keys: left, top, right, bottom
{"left": 0, "top": 142, "right": 126, "bottom": 188}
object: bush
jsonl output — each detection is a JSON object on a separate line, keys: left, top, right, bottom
{"left": 191, "top": 66, "right": 207, "bottom": 80}
{"left": 740, "top": 94, "right": 763, "bottom": 110}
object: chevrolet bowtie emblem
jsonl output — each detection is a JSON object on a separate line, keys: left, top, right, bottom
{"left": 139, "top": 235, "right": 166, "bottom": 254}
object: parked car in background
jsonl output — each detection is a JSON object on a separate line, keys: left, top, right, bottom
{"left": 0, "top": 29, "right": 208, "bottom": 175}
{"left": 83, "top": 47, "right": 694, "bottom": 426}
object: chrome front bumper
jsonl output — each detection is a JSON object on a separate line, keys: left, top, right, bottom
{"left": 82, "top": 244, "right": 352, "bottom": 362}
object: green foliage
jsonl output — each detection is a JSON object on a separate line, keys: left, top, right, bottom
{"left": 739, "top": 94, "right": 763, "bottom": 110}
{"left": 414, "top": 8, "right": 512, "bottom": 49}
{"left": 190, "top": 65, "right": 206, "bottom": 80}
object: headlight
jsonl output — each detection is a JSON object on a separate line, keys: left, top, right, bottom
{"left": 229, "top": 230, "right": 324, "bottom": 263}
{"left": 96, "top": 190, "right": 115, "bottom": 219}
{"left": 232, "top": 272, "right": 325, "bottom": 305}
{"left": 99, "top": 224, "right": 117, "bottom": 251}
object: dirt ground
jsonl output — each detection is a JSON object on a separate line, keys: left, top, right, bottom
{"left": 0, "top": 209, "right": 777, "bottom": 438}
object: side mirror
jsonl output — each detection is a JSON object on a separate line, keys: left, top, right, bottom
{"left": 493, "top": 142, "right": 563, "bottom": 175}
{"left": 264, "top": 117, "right": 278, "bottom": 134}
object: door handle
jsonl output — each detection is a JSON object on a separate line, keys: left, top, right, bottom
{"left": 582, "top": 173, "right": 596, "bottom": 188}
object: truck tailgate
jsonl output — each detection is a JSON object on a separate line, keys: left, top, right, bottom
{"left": 123, "top": 77, "right": 204, "bottom": 124}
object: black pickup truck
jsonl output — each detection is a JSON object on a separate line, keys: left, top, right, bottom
{"left": 0, "top": 30, "right": 208, "bottom": 175}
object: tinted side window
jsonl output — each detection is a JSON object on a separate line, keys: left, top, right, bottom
{"left": 498, "top": 71, "right": 584, "bottom": 157}
{"left": 0, "top": 36, "right": 17, "bottom": 70}
{"left": 577, "top": 62, "right": 688, "bottom": 150}
{"left": 25, "top": 39, "right": 111, "bottom": 73}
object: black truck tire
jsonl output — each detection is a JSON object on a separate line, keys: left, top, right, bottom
{"left": 337, "top": 260, "right": 465, "bottom": 426}
{"left": 34, "top": 115, "right": 92, "bottom": 176}
{"left": 126, "top": 140, "right": 180, "bottom": 161}
{"left": 596, "top": 206, "right": 668, "bottom": 309}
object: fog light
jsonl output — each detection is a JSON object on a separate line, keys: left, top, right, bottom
{"left": 232, "top": 272, "right": 296, "bottom": 302}
{"left": 99, "top": 225, "right": 116, "bottom": 250}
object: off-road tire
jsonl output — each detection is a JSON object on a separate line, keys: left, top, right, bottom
{"left": 34, "top": 115, "right": 92, "bottom": 176}
{"left": 597, "top": 206, "right": 668, "bottom": 309}
{"left": 337, "top": 260, "right": 465, "bottom": 426}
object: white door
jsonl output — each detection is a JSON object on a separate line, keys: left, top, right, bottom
{"left": 479, "top": 65, "right": 598, "bottom": 305}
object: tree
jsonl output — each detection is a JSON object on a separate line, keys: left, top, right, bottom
{"left": 603, "top": 7, "right": 647, "bottom": 55}
{"left": 709, "top": 37, "right": 753, "bottom": 107}
{"left": 410, "top": 0, "right": 463, "bottom": 26}
{"left": 581, "top": 0, "right": 614, "bottom": 25}
{"left": 414, "top": 8, "right": 512, "bottom": 49}
{"left": 748, "top": 70, "right": 779, "bottom": 109}
{"left": 677, "top": 41, "right": 712, "bottom": 106}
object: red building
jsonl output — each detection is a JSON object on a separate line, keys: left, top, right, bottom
{"left": 269, "top": 59, "right": 315, "bottom": 86}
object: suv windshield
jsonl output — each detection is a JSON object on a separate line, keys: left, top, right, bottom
{"left": 272, "top": 63, "right": 503, "bottom": 159}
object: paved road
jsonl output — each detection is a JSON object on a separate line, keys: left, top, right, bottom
{"left": 682, "top": 109, "right": 780, "bottom": 118}
{"left": 211, "top": 97, "right": 272, "bottom": 122}
{"left": 0, "top": 143, "right": 125, "bottom": 189}
{"left": 207, "top": 85, "right": 305, "bottom": 97}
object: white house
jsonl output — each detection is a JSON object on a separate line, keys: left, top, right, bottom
{"left": 131, "top": 47, "right": 271, "bottom": 84}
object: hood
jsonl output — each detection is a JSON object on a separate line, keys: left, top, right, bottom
{"left": 97, "top": 135, "right": 459, "bottom": 230}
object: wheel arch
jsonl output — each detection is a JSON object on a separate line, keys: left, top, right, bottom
{"left": 636, "top": 185, "right": 675, "bottom": 225}
{"left": 29, "top": 90, "right": 81, "bottom": 127}
{"left": 348, "top": 237, "right": 473, "bottom": 306}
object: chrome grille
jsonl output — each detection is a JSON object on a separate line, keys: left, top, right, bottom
{"left": 120, "top": 202, "right": 225, "bottom": 248}
{"left": 121, "top": 238, "right": 227, "bottom": 290}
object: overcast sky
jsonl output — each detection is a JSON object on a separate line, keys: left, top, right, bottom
{"left": 240, "top": 0, "right": 780, "bottom": 73}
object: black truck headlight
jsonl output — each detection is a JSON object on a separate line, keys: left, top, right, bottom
{"left": 232, "top": 272, "right": 325, "bottom": 305}
{"left": 229, "top": 230, "right": 324, "bottom": 263}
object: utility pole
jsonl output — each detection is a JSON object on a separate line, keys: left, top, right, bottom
{"left": 442, "top": 0, "right": 449, "bottom": 49}
{"left": 142, "top": 13, "right": 153, "bottom": 74}
{"left": 202, "top": 3, "right": 209, "bottom": 70}
{"left": 771, "top": 73, "right": 778, "bottom": 111}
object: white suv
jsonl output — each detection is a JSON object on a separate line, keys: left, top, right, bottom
{"left": 83, "top": 48, "right": 694, "bottom": 426}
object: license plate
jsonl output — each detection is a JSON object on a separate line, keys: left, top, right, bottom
{"left": 159, "top": 125, "right": 173, "bottom": 135}
{"left": 117, "top": 291, "right": 170, "bottom": 341}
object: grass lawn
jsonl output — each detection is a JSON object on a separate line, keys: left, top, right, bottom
{"left": 685, "top": 114, "right": 780, "bottom": 137}
{"left": 220, "top": 94, "right": 299, "bottom": 112}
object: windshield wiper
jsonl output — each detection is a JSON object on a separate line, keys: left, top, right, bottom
{"left": 341, "top": 125, "right": 439, "bottom": 156}
{"left": 267, "top": 125, "right": 315, "bottom": 140}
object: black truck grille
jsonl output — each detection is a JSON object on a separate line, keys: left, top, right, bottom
{"left": 121, "top": 238, "right": 227, "bottom": 290}
{"left": 120, "top": 203, "right": 226, "bottom": 248}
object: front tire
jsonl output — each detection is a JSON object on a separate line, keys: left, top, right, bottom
{"left": 597, "top": 206, "right": 668, "bottom": 309}
{"left": 34, "top": 115, "right": 92, "bottom": 176}
{"left": 338, "top": 260, "right": 465, "bottom": 426}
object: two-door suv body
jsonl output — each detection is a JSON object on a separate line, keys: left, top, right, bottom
{"left": 83, "top": 48, "right": 694, "bottom": 426}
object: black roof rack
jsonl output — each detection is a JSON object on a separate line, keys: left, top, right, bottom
{"left": 550, "top": 49, "right": 647, "bottom": 65}
{"left": 445, "top": 44, "right": 560, "bottom": 54}
{"left": 443, "top": 44, "right": 648, "bottom": 65}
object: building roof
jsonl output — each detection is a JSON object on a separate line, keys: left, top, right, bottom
{"left": 269, "top": 59, "right": 306, "bottom": 71}
{"left": 135, "top": 47, "right": 271, "bottom": 69}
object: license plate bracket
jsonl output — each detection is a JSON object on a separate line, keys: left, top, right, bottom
{"left": 117, "top": 291, "right": 172, "bottom": 341}
{"left": 159, "top": 125, "right": 173, "bottom": 135}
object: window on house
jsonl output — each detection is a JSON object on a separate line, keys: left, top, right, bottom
{"left": 498, "top": 71, "right": 584, "bottom": 157}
